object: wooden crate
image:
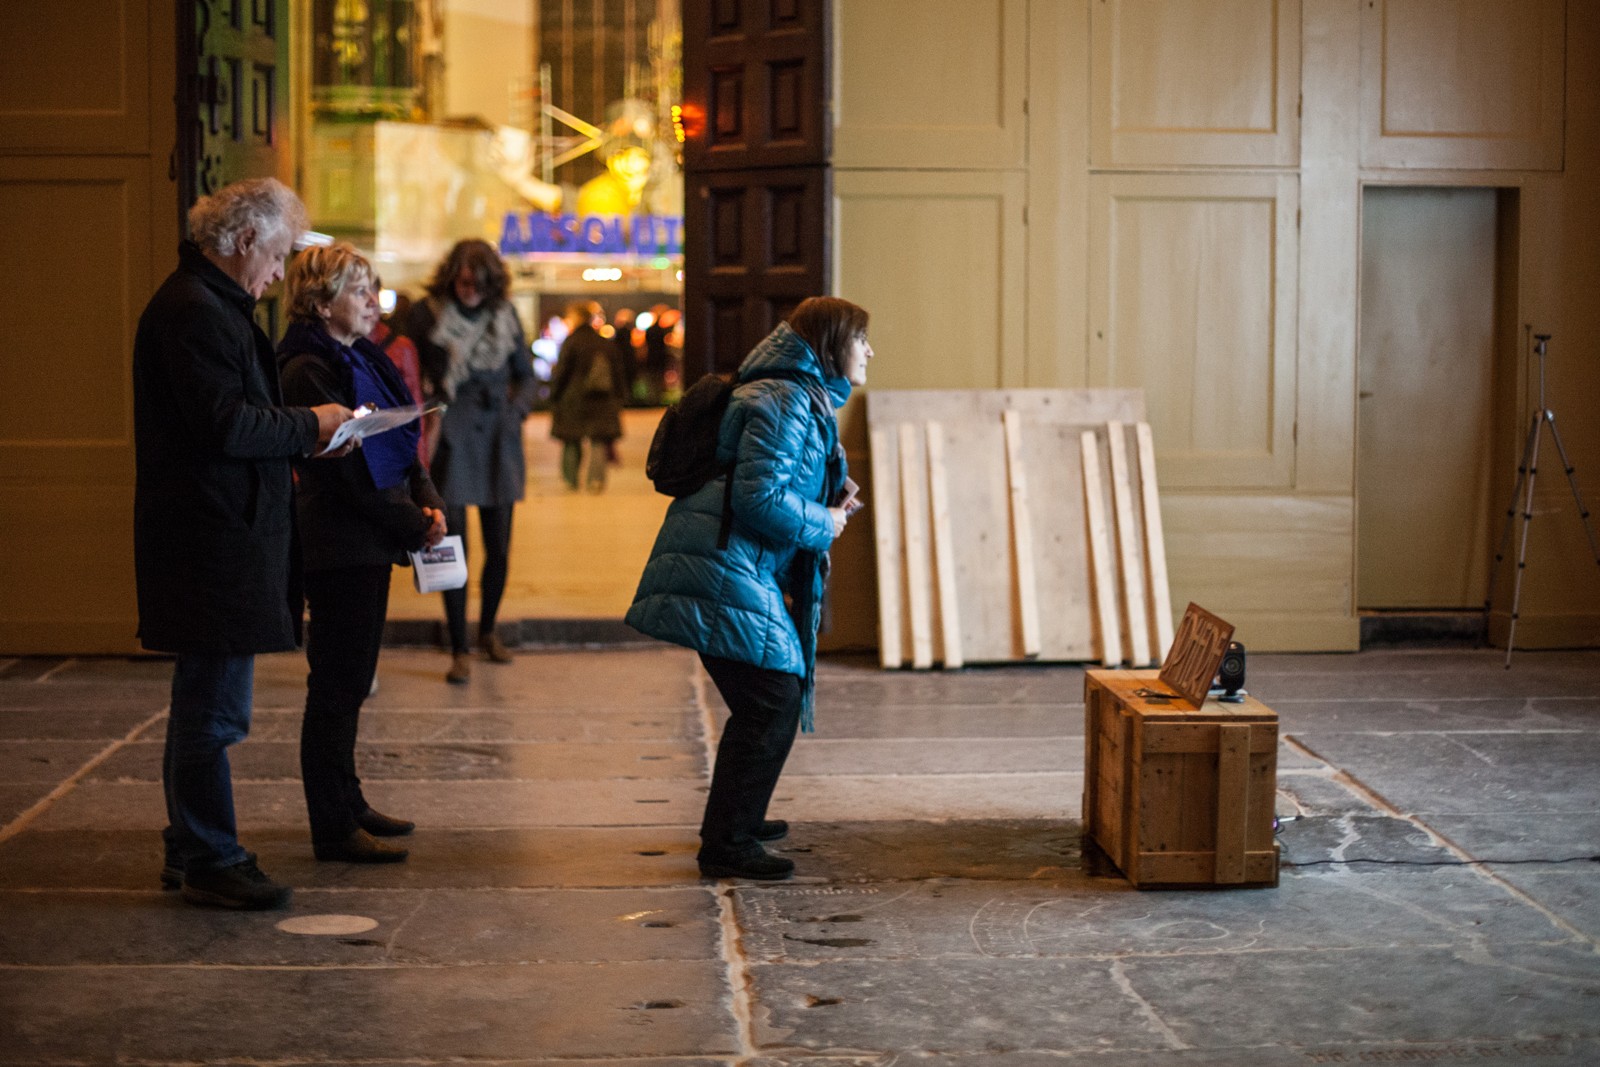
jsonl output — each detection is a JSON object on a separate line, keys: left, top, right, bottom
{"left": 1083, "top": 669, "right": 1279, "bottom": 888}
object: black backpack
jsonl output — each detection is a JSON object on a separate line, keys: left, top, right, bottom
{"left": 646, "top": 370, "right": 833, "bottom": 548}
{"left": 645, "top": 373, "right": 734, "bottom": 498}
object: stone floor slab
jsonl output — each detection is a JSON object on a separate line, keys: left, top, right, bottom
{"left": 1290, "top": 731, "right": 1600, "bottom": 815}
{"left": 808, "top": 704, "right": 1082, "bottom": 739}
{"left": 814, "top": 661, "right": 1088, "bottom": 708}
{"left": 749, "top": 956, "right": 1160, "bottom": 1054}
{"left": 758, "top": 819, "right": 1081, "bottom": 883}
{"left": 0, "top": 960, "right": 739, "bottom": 1061}
{"left": 0, "top": 785, "right": 48, "bottom": 825}
{"left": 769, "top": 773, "right": 1079, "bottom": 823}
{"left": 0, "top": 741, "right": 108, "bottom": 784}
{"left": 0, "top": 682, "right": 168, "bottom": 714}
{"left": 0, "top": 707, "right": 159, "bottom": 741}
{"left": 0, "top": 827, "right": 708, "bottom": 891}
{"left": 1485, "top": 866, "right": 1600, "bottom": 944}
{"left": 1272, "top": 696, "right": 1600, "bottom": 734}
{"left": 782, "top": 737, "right": 1080, "bottom": 776}
{"left": 734, "top": 866, "right": 1569, "bottom": 964}
{"left": 748, "top": 1039, "right": 1600, "bottom": 1065}
{"left": 1419, "top": 813, "right": 1600, "bottom": 861}
{"left": 1245, "top": 653, "right": 1600, "bottom": 701}
{"left": 1275, "top": 813, "right": 1460, "bottom": 867}
{"left": 1123, "top": 942, "right": 1600, "bottom": 1050}
{"left": 0, "top": 886, "right": 719, "bottom": 966}
{"left": 89, "top": 738, "right": 705, "bottom": 782}
{"left": 30, "top": 778, "right": 710, "bottom": 830}
{"left": 250, "top": 647, "right": 703, "bottom": 712}
{"left": 1275, "top": 771, "right": 1385, "bottom": 817}
{"left": 246, "top": 706, "right": 703, "bottom": 743}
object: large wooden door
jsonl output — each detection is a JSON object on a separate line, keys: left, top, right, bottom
{"left": 1357, "top": 186, "right": 1502, "bottom": 609}
{"left": 0, "top": 1, "right": 178, "bottom": 652}
{"left": 681, "top": 0, "right": 831, "bottom": 381}
{"left": 177, "top": 0, "right": 293, "bottom": 330}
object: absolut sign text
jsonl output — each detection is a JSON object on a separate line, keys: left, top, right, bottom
{"left": 499, "top": 213, "right": 684, "bottom": 257}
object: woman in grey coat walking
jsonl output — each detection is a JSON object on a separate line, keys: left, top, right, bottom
{"left": 407, "top": 240, "right": 538, "bottom": 684}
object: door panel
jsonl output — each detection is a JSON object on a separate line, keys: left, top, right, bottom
{"left": 683, "top": 0, "right": 830, "bottom": 384}
{"left": 686, "top": 166, "right": 830, "bottom": 377}
{"left": 1357, "top": 186, "right": 1498, "bottom": 608}
{"left": 179, "top": 0, "right": 292, "bottom": 206}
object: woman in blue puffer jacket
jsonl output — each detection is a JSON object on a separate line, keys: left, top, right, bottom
{"left": 627, "top": 297, "right": 873, "bottom": 880}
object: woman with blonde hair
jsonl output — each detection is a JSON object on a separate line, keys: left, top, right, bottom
{"left": 280, "top": 241, "right": 448, "bottom": 863}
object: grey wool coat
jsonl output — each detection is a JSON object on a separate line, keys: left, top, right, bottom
{"left": 407, "top": 297, "right": 538, "bottom": 508}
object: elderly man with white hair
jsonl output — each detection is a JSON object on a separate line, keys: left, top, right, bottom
{"left": 133, "top": 177, "right": 352, "bottom": 910}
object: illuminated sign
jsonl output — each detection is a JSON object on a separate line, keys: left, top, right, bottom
{"left": 500, "top": 212, "right": 684, "bottom": 258}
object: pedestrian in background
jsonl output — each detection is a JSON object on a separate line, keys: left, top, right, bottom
{"left": 550, "top": 300, "right": 625, "bottom": 493}
{"left": 407, "top": 239, "right": 537, "bottom": 685}
{"left": 626, "top": 297, "right": 873, "bottom": 881}
{"left": 133, "top": 177, "right": 352, "bottom": 909}
{"left": 279, "top": 242, "right": 448, "bottom": 865}
{"left": 368, "top": 291, "right": 429, "bottom": 466}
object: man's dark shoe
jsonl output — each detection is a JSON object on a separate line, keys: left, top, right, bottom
{"left": 699, "top": 849, "right": 795, "bottom": 881}
{"left": 181, "top": 858, "right": 292, "bottom": 910}
{"left": 160, "top": 857, "right": 183, "bottom": 890}
{"left": 314, "top": 828, "right": 409, "bottom": 863}
{"left": 755, "top": 819, "right": 789, "bottom": 842}
{"left": 356, "top": 808, "right": 415, "bottom": 837}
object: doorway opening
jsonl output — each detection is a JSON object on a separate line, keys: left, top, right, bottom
{"left": 1356, "top": 185, "right": 1522, "bottom": 641}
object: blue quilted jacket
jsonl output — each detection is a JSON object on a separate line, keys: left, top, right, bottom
{"left": 626, "top": 322, "right": 850, "bottom": 691}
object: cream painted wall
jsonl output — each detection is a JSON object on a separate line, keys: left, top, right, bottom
{"left": 441, "top": 0, "right": 534, "bottom": 128}
{"left": 0, "top": 0, "right": 178, "bottom": 653}
{"left": 827, "top": 0, "right": 1600, "bottom": 653}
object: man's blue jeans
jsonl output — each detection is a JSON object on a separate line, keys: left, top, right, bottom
{"left": 161, "top": 653, "right": 254, "bottom": 872}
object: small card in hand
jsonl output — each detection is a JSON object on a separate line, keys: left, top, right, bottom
{"left": 836, "top": 476, "right": 864, "bottom": 515}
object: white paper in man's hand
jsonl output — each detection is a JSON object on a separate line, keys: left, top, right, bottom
{"left": 316, "top": 405, "right": 429, "bottom": 456}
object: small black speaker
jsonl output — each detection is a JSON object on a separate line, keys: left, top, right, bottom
{"left": 1217, "top": 641, "right": 1246, "bottom": 696}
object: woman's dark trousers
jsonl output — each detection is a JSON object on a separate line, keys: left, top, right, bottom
{"left": 442, "top": 504, "right": 514, "bottom": 654}
{"left": 301, "top": 564, "right": 391, "bottom": 845}
{"left": 697, "top": 654, "right": 802, "bottom": 861}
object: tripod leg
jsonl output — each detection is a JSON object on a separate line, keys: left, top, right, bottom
{"left": 1504, "top": 419, "right": 1544, "bottom": 668}
{"left": 1485, "top": 413, "right": 1541, "bottom": 616}
{"left": 1540, "top": 411, "right": 1600, "bottom": 568}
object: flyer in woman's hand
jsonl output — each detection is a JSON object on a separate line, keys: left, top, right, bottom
{"left": 317, "top": 404, "right": 439, "bottom": 456}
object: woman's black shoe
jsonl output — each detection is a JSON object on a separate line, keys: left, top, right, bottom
{"left": 755, "top": 819, "right": 789, "bottom": 841}
{"left": 357, "top": 808, "right": 415, "bottom": 837}
{"left": 314, "top": 828, "right": 409, "bottom": 863}
{"left": 698, "top": 849, "right": 795, "bottom": 881}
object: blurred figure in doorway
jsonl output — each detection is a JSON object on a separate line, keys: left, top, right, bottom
{"left": 550, "top": 300, "right": 625, "bottom": 493}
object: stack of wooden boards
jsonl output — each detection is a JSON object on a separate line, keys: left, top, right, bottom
{"left": 865, "top": 389, "right": 1175, "bottom": 670}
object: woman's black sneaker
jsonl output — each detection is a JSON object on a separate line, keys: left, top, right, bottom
{"left": 698, "top": 849, "right": 795, "bottom": 881}
{"left": 181, "top": 858, "right": 292, "bottom": 910}
{"left": 755, "top": 819, "right": 789, "bottom": 841}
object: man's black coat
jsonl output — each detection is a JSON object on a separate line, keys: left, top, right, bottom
{"left": 132, "top": 242, "right": 317, "bottom": 654}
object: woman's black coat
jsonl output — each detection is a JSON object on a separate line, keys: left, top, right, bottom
{"left": 132, "top": 242, "right": 319, "bottom": 654}
{"left": 278, "top": 324, "right": 445, "bottom": 571}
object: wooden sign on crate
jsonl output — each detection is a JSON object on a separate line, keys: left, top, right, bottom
{"left": 1157, "top": 602, "right": 1237, "bottom": 708}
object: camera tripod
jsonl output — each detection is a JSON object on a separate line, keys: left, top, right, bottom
{"left": 1484, "top": 333, "right": 1600, "bottom": 667}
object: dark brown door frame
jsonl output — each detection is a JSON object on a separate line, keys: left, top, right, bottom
{"left": 681, "top": 0, "right": 832, "bottom": 384}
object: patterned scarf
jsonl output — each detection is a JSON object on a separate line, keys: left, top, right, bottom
{"left": 426, "top": 296, "right": 521, "bottom": 401}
